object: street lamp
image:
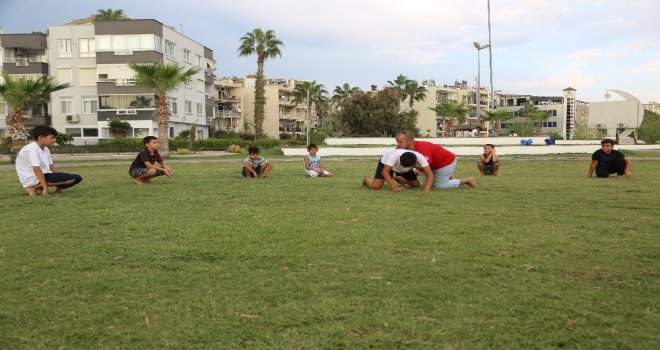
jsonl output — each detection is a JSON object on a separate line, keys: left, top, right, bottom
{"left": 473, "top": 41, "right": 490, "bottom": 126}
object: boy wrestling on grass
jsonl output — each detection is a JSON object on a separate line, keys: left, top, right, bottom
{"left": 129, "top": 136, "right": 172, "bottom": 184}
{"left": 363, "top": 148, "right": 434, "bottom": 192}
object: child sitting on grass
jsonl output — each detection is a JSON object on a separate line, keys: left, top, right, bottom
{"left": 15, "top": 125, "right": 83, "bottom": 196}
{"left": 478, "top": 144, "right": 500, "bottom": 176}
{"left": 241, "top": 146, "right": 273, "bottom": 178}
{"left": 304, "top": 143, "right": 332, "bottom": 177}
{"left": 129, "top": 136, "right": 172, "bottom": 185}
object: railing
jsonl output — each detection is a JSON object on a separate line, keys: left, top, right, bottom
{"left": 97, "top": 78, "right": 139, "bottom": 86}
{"left": 3, "top": 57, "right": 48, "bottom": 65}
{"left": 216, "top": 111, "right": 241, "bottom": 118}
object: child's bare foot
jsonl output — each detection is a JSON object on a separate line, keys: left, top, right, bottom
{"left": 134, "top": 178, "right": 146, "bottom": 185}
{"left": 362, "top": 176, "right": 370, "bottom": 187}
{"left": 464, "top": 176, "right": 477, "bottom": 188}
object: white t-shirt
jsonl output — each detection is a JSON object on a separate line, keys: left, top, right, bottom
{"left": 15, "top": 142, "right": 53, "bottom": 188}
{"left": 381, "top": 149, "right": 429, "bottom": 173}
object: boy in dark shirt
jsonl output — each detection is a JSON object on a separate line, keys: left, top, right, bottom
{"left": 129, "top": 136, "right": 172, "bottom": 184}
{"left": 588, "top": 138, "right": 631, "bottom": 178}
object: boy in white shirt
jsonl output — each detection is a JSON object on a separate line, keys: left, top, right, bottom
{"left": 15, "top": 125, "right": 83, "bottom": 196}
{"left": 362, "top": 149, "right": 434, "bottom": 192}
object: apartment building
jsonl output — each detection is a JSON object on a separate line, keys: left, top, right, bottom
{"left": 214, "top": 77, "right": 310, "bottom": 138}
{"left": 0, "top": 32, "right": 51, "bottom": 136}
{"left": 410, "top": 79, "right": 490, "bottom": 137}
{"left": 643, "top": 101, "right": 660, "bottom": 114}
{"left": 1, "top": 19, "right": 215, "bottom": 144}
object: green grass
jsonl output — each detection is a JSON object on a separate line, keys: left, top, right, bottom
{"left": 1, "top": 157, "right": 659, "bottom": 349}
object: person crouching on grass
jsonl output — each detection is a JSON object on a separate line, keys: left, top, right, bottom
{"left": 241, "top": 146, "right": 273, "bottom": 178}
{"left": 15, "top": 125, "right": 83, "bottom": 196}
{"left": 129, "top": 136, "right": 172, "bottom": 184}
{"left": 362, "top": 148, "right": 434, "bottom": 192}
{"left": 478, "top": 144, "right": 500, "bottom": 176}
{"left": 588, "top": 138, "right": 631, "bottom": 178}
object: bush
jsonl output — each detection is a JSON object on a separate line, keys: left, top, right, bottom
{"left": 226, "top": 144, "right": 243, "bottom": 153}
{"left": 279, "top": 133, "right": 293, "bottom": 140}
{"left": 175, "top": 148, "right": 190, "bottom": 155}
{"left": 547, "top": 132, "right": 563, "bottom": 140}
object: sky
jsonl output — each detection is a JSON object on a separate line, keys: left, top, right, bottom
{"left": 1, "top": 0, "right": 659, "bottom": 104}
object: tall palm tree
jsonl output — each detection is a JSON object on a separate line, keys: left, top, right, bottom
{"left": 484, "top": 109, "right": 512, "bottom": 132}
{"left": 291, "top": 81, "right": 328, "bottom": 143}
{"left": 95, "top": 8, "right": 127, "bottom": 21}
{"left": 430, "top": 100, "right": 469, "bottom": 137}
{"left": 331, "top": 83, "right": 361, "bottom": 109}
{"left": 128, "top": 62, "right": 200, "bottom": 157}
{"left": 237, "top": 28, "right": 284, "bottom": 136}
{"left": 0, "top": 72, "right": 70, "bottom": 158}
{"left": 402, "top": 79, "right": 427, "bottom": 109}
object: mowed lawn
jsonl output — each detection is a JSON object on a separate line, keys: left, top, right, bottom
{"left": 0, "top": 155, "right": 658, "bottom": 349}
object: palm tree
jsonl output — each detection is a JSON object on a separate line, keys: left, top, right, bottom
{"left": 484, "top": 109, "right": 513, "bottom": 132}
{"left": 237, "top": 28, "right": 284, "bottom": 136}
{"left": 517, "top": 103, "right": 548, "bottom": 135}
{"left": 331, "top": 83, "right": 361, "bottom": 109}
{"left": 95, "top": 8, "right": 127, "bottom": 21}
{"left": 0, "top": 72, "right": 70, "bottom": 158}
{"left": 128, "top": 62, "right": 200, "bottom": 157}
{"left": 402, "top": 79, "right": 427, "bottom": 109}
{"left": 430, "top": 100, "right": 469, "bottom": 137}
{"left": 291, "top": 81, "right": 328, "bottom": 143}
{"left": 387, "top": 74, "right": 409, "bottom": 101}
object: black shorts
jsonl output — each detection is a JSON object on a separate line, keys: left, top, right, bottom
{"left": 374, "top": 161, "right": 417, "bottom": 181}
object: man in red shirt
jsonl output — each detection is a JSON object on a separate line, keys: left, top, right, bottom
{"left": 395, "top": 130, "right": 477, "bottom": 189}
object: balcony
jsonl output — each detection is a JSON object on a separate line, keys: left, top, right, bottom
{"left": 22, "top": 114, "right": 52, "bottom": 127}
{"left": 216, "top": 110, "right": 241, "bottom": 118}
{"left": 98, "top": 78, "right": 139, "bottom": 86}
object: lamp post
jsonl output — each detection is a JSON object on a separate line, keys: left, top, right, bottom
{"left": 487, "top": 0, "right": 494, "bottom": 112}
{"left": 473, "top": 41, "right": 490, "bottom": 126}
{"left": 306, "top": 88, "right": 311, "bottom": 146}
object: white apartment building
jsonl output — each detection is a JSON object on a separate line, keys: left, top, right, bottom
{"left": 1, "top": 19, "right": 216, "bottom": 144}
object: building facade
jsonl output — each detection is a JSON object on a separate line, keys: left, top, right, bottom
{"left": 1, "top": 19, "right": 215, "bottom": 144}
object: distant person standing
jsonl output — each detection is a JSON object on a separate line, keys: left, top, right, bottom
{"left": 15, "top": 125, "right": 83, "bottom": 196}
{"left": 588, "top": 139, "right": 631, "bottom": 178}
{"left": 395, "top": 130, "right": 477, "bottom": 189}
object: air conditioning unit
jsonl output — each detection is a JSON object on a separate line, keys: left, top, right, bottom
{"left": 617, "top": 123, "right": 627, "bottom": 128}
{"left": 66, "top": 115, "right": 80, "bottom": 123}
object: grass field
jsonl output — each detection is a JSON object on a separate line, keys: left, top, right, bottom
{"left": 1, "top": 155, "right": 659, "bottom": 349}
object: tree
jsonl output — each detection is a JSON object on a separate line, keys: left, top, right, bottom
{"left": 402, "top": 79, "right": 427, "bottom": 109}
{"left": 430, "top": 100, "right": 469, "bottom": 137}
{"left": 95, "top": 8, "right": 128, "bottom": 21}
{"left": 335, "top": 87, "right": 417, "bottom": 137}
{"left": 387, "top": 74, "right": 409, "bottom": 95}
{"left": 128, "top": 62, "right": 200, "bottom": 157}
{"left": 484, "top": 109, "right": 513, "bottom": 132}
{"left": 291, "top": 81, "right": 328, "bottom": 138}
{"left": 108, "top": 119, "right": 131, "bottom": 138}
{"left": 528, "top": 111, "right": 550, "bottom": 135}
{"left": 331, "top": 83, "right": 361, "bottom": 109}
{"left": 638, "top": 109, "right": 660, "bottom": 144}
{"left": 0, "top": 72, "right": 70, "bottom": 158}
{"left": 237, "top": 28, "right": 284, "bottom": 136}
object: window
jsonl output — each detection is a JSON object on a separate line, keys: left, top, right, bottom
{"left": 79, "top": 68, "right": 96, "bottom": 86}
{"left": 57, "top": 68, "right": 73, "bottom": 85}
{"left": 154, "top": 36, "right": 162, "bottom": 52}
{"left": 197, "top": 129, "right": 203, "bottom": 140}
{"left": 65, "top": 128, "right": 82, "bottom": 137}
{"left": 82, "top": 96, "right": 98, "bottom": 114}
{"left": 98, "top": 95, "right": 155, "bottom": 110}
{"left": 183, "top": 49, "right": 191, "bottom": 63}
{"left": 542, "top": 121, "right": 558, "bottom": 128}
{"left": 83, "top": 128, "right": 99, "bottom": 137}
{"left": 165, "top": 40, "right": 176, "bottom": 60}
{"left": 196, "top": 102, "right": 203, "bottom": 116}
{"left": 79, "top": 39, "right": 95, "bottom": 57}
{"left": 195, "top": 54, "right": 203, "bottom": 67}
{"left": 61, "top": 97, "right": 74, "bottom": 114}
{"left": 169, "top": 127, "right": 174, "bottom": 138}
{"left": 167, "top": 97, "right": 178, "bottom": 115}
{"left": 58, "top": 39, "right": 72, "bottom": 58}
{"left": 185, "top": 100, "right": 192, "bottom": 114}
{"left": 95, "top": 34, "right": 158, "bottom": 52}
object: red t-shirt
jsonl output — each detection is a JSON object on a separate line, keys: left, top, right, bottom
{"left": 412, "top": 141, "right": 455, "bottom": 170}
